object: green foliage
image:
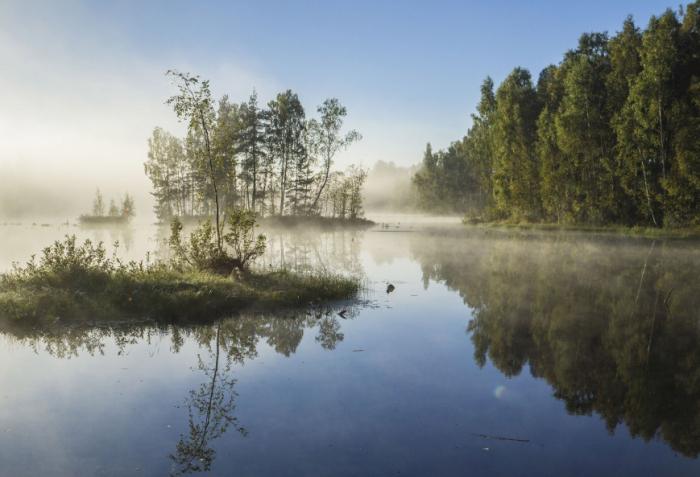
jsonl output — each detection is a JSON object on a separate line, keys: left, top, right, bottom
{"left": 308, "top": 98, "right": 361, "bottom": 211}
{"left": 492, "top": 67, "right": 541, "bottom": 220}
{"left": 323, "top": 166, "right": 368, "bottom": 219}
{"left": 414, "top": 2, "right": 700, "bottom": 227}
{"left": 166, "top": 70, "right": 223, "bottom": 251}
{"left": 168, "top": 218, "right": 222, "bottom": 271}
{"left": 0, "top": 235, "right": 359, "bottom": 324}
{"left": 9, "top": 235, "right": 115, "bottom": 287}
{"left": 223, "top": 209, "right": 266, "bottom": 270}
{"left": 147, "top": 77, "right": 363, "bottom": 222}
{"left": 168, "top": 208, "right": 267, "bottom": 274}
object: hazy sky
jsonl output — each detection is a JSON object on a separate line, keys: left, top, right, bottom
{"left": 0, "top": 0, "right": 675, "bottom": 214}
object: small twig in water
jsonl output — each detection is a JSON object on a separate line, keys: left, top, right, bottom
{"left": 473, "top": 433, "right": 530, "bottom": 443}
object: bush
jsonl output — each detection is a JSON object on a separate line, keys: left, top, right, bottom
{"left": 223, "top": 209, "right": 266, "bottom": 270}
{"left": 6, "top": 236, "right": 116, "bottom": 290}
{"left": 169, "top": 218, "right": 222, "bottom": 271}
{"left": 169, "top": 208, "right": 266, "bottom": 275}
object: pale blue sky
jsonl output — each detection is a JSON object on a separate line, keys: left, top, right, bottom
{"left": 0, "top": 0, "right": 677, "bottom": 202}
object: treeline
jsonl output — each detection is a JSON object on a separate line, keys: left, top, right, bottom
{"left": 414, "top": 3, "right": 700, "bottom": 227}
{"left": 86, "top": 189, "right": 135, "bottom": 218}
{"left": 145, "top": 75, "right": 365, "bottom": 222}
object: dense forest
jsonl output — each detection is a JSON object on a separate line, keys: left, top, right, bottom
{"left": 414, "top": 3, "right": 700, "bottom": 227}
{"left": 145, "top": 73, "right": 365, "bottom": 222}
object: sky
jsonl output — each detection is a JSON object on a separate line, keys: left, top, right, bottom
{"left": 0, "top": 0, "right": 677, "bottom": 215}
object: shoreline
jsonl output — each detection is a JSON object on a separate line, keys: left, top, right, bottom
{"left": 0, "top": 268, "right": 361, "bottom": 326}
{"left": 462, "top": 220, "right": 700, "bottom": 239}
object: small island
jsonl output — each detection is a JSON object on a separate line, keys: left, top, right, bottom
{"left": 2, "top": 72, "right": 366, "bottom": 327}
{"left": 145, "top": 72, "right": 369, "bottom": 229}
{"left": 79, "top": 189, "right": 135, "bottom": 225}
{"left": 0, "top": 210, "right": 359, "bottom": 325}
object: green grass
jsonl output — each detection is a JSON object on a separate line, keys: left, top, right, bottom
{"left": 462, "top": 218, "right": 700, "bottom": 239}
{"left": 0, "top": 266, "right": 359, "bottom": 326}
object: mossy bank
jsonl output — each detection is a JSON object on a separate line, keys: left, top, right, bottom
{"left": 0, "top": 268, "right": 359, "bottom": 325}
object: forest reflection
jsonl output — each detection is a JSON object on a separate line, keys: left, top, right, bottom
{"left": 0, "top": 306, "right": 358, "bottom": 475}
{"left": 412, "top": 231, "right": 700, "bottom": 457}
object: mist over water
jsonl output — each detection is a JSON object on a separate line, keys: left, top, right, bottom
{"left": 3, "top": 0, "right": 700, "bottom": 474}
{"left": 1, "top": 216, "right": 699, "bottom": 476}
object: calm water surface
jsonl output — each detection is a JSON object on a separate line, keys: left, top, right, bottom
{"left": 1, "top": 216, "right": 699, "bottom": 476}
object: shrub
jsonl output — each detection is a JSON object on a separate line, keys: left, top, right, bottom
{"left": 169, "top": 208, "right": 267, "bottom": 275}
{"left": 7, "top": 236, "right": 116, "bottom": 289}
{"left": 223, "top": 209, "right": 266, "bottom": 270}
{"left": 169, "top": 218, "right": 222, "bottom": 271}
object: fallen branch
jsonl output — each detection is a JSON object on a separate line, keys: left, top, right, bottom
{"left": 472, "top": 433, "right": 530, "bottom": 443}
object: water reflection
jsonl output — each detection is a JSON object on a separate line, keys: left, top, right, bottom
{"left": 263, "top": 228, "right": 363, "bottom": 276}
{"left": 0, "top": 305, "right": 357, "bottom": 475}
{"left": 3, "top": 221, "right": 700, "bottom": 473}
{"left": 411, "top": 231, "right": 700, "bottom": 457}
{"left": 170, "top": 322, "right": 246, "bottom": 476}
{"left": 78, "top": 223, "right": 135, "bottom": 253}
{"left": 152, "top": 224, "right": 364, "bottom": 276}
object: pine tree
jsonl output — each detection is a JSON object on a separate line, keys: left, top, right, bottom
{"left": 92, "top": 189, "right": 105, "bottom": 216}
{"left": 239, "top": 92, "right": 266, "bottom": 214}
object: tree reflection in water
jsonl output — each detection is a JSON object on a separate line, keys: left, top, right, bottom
{"left": 169, "top": 322, "right": 246, "bottom": 476}
{"left": 0, "top": 304, "right": 358, "bottom": 475}
{"left": 412, "top": 231, "right": 700, "bottom": 457}
{"left": 168, "top": 308, "right": 356, "bottom": 474}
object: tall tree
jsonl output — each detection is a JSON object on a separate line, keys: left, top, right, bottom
{"left": 492, "top": 67, "right": 542, "bottom": 220}
{"left": 166, "top": 70, "right": 223, "bottom": 251}
{"left": 536, "top": 64, "right": 568, "bottom": 222}
{"left": 212, "top": 96, "right": 241, "bottom": 211}
{"left": 554, "top": 33, "right": 616, "bottom": 223}
{"left": 609, "top": 16, "right": 644, "bottom": 223}
{"left": 239, "top": 91, "right": 266, "bottom": 214}
{"left": 92, "top": 188, "right": 105, "bottom": 216}
{"left": 461, "top": 77, "right": 497, "bottom": 215}
{"left": 664, "top": 1, "right": 700, "bottom": 225}
{"left": 618, "top": 10, "right": 681, "bottom": 226}
{"left": 309, "top": 99, "right": 361, "bottom": 212}
{"left": 266, "top": 90, "right": 306, "bottom": 216}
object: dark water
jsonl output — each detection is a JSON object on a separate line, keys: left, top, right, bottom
{"left": 1, "top": 218, "right": 699, "bottom": 476}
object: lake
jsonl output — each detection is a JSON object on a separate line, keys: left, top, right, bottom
{"left": 1, "top": 215, "right": 699, "bottom": 476}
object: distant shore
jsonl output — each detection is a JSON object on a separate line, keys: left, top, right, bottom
{"left": 157, "top": 214, "right": 375, "bottom": 229}
{"left": 78, "top": 215, "right": 131, "bottom": 225}
{"left": 462, "top": 219, "right": 700, "bottom": 239}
